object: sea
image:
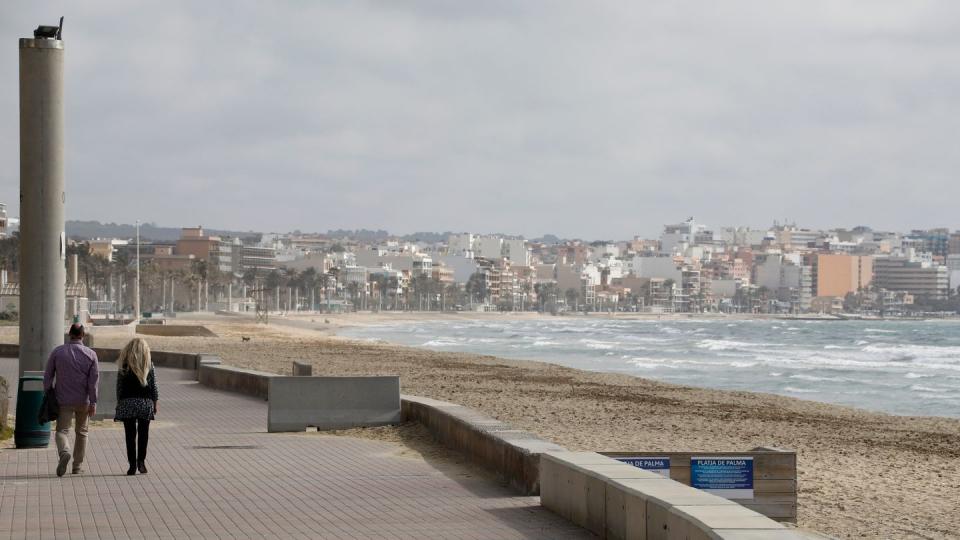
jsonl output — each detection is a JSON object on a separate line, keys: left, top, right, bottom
{"left": 341, "top": 317, "right": 960, "bottom": 418}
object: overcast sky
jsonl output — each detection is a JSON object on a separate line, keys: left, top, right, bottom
{"left": 1, "top": 1, "right": 958, "bottom": 240}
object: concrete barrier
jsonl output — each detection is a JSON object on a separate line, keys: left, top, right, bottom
{"left": 93, "top": 370, "right": 118, "bottom": 421}
{"left": 292, "top": 361, "right": 312, "bottom": 376}
{"left": 541, "top": 451, "right": 806, "bottom": 540}
{"left": 198, "top": 363, "right": 274, "bottom": 400}
{"left": 267, "top": 376, "right": 401, "bottom": 432}
{"left": 136, "top": 324, "right": 217, "bottom": 337}
{"left": 402, "top": 394, "right": 566, "bottom": 495}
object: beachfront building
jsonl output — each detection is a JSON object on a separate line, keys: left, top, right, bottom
{"left": 176, "top": 226, "right": 237, "bottom": 274}
{"left": 810, "top": 253, "right": 873, "bottom": 298}
{"left": 947, "top": 255, "right": 960, "bottom": 293}
{"left": 873, "top": 256, "right": 949, "bottom": 300}
{"left": 754, "top": 254, "right": 813, "bottom": 312}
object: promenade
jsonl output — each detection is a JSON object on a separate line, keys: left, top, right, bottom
{"left": 0, "top": 360, "right": 588, "bottom": 539}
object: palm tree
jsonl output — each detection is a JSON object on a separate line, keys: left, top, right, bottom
{"left": 565, "top": 287, "right": 580, "bottom": 311}
{"left": 264, "top": 269, "right": 281, "bottom": 311}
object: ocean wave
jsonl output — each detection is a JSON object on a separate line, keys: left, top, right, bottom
{"left": 697, "top": 339, "right": 760, "bottom": 351}
{"left": 905, "top": 372, "right": 934, "bottom": 379}
{"left": 865, "top": 328, "right": 896, "bottom": 333}
{"left": 789, "top": 373, "right": 847, "bottom": 382}
{"left": 729, "top": 361, "right": 759, "bottom": 368}
{"left": 783, "top": 386, "right": 819, "bottom": 393}
{"left": 579, "top": 338, "right": 617, "bottom": 350}
{"left": 910, "top": 385, "right": 950, "bottom": 393}
{"left": 422, "top": 339, "right": 460, "bottom": 347}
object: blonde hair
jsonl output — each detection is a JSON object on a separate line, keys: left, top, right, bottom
{"left": 119, "top": 337, "right": 152, "bottom": 387}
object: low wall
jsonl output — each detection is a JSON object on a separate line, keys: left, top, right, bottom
{"left": 541, "top": 451, "right": 805, "bottom": 540}
{"left": 291, "top": 361, "right": 312, "bottom": 376}
{"left": 267, "top": 376, "right": 401, "bottom": 432}
{"left": 401, "top": 394, "right": 566, "bottom": 495}
{"left": 136, "top": 324, "right": 217, "bottom": 337}
{"left": 198, "top": 363, "right": 274, "bottom": 400}
{"left": 93, "top": 370, "right": 118, "bottom": 421}
{"left": 601, "top": 448, "right": 797, "bottom": 522}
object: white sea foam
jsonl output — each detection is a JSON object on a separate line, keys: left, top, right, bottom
{"left": 910, "top": 385, "right": 949, "bottom": 393}
{"left": 783, "top": 386, "right": 819, "bottom": 393}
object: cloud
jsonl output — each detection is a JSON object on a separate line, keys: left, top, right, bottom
{"left": 1, "top": 0, "right": 958, "bottom": 239}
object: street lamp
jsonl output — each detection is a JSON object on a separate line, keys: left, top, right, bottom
{"left": 134, "top": 220, "right": 140, "bottom": 322}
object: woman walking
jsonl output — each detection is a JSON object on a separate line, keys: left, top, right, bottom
{"left": 114, "top": 338, "right": 159, "bottom": 475}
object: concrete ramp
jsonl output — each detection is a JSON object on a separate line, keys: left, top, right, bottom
{"left": 267, "top": 376, "right": 401, "bottom": 432}
{"left": 136, "top": 325, "right": 218, "bottom": 337}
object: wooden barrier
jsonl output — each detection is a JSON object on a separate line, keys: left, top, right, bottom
{"left": 600, "top": 447, "right": 797, "bottom": 522}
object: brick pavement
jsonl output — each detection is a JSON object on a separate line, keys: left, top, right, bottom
{"left": 0, "top": 359, "right": 589, "bottom": 539}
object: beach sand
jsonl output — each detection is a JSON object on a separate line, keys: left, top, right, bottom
{"left": 3, "top": 312, "right": 958, "bottom": 538}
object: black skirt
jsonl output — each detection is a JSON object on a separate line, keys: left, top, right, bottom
{"left": 114, "top": 398, "right": 155, "bottom": 421}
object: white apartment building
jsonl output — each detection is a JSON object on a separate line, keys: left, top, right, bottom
{"left": 447, "top": 233, "right": 475, "bottom": 256}
{"left": 626, "top": 256, "right": 683, "bottom": 282}
{"left": 502, "top": 238, "right": 531, "bottom": 265}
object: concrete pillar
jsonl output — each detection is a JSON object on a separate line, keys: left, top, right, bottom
{"left": 228, "top": 283, "right": 232, "bottom": 312}
{"left": 18, "top": 35, "right": 65, "bottom": 376}
{"left": 70, "top": 253, "right": 78, "bottom": 284}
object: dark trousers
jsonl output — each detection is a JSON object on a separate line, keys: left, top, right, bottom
{"left": 123, "top": 419, "right": 150, "bottom": 464}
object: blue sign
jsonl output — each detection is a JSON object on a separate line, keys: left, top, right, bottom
{"left": 615, "top": 456, "right": 671, "bottom": 478}
{"left": 690, "top": 456, "right": 754, "bottom": 499}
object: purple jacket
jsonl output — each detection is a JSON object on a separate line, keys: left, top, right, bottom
{"left": 43, "top": 340, "right": 99, "bottom": 406}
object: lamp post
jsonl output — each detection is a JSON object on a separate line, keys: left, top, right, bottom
{"left": 134, "top": 219, "right": 140, "bottom": 322}
{"left": 16, "top": 19, "right": 65, "bottom": 449}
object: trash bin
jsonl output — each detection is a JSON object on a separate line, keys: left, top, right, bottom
{"left": 14, "top": 372, "right": 50, "bottom": 448}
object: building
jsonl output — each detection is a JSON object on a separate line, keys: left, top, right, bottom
{"left": 175, "top": 227, "right": 236, "bottom": 274}
{"left": 755, "top": 254, "right": 813, "bottom": 312}
{"left": 909, "top": 229, "right": 950, "bottom": 257}
{"left": 660, "top": 218, "right": 713, "bottom": 255}
{"left": 811, "top": 254, "right": 872, "bottom": 298}
{"left": 948, "top": 255, "right": 960, "bottom": 292}
{"left": 0, "top": 203, "right": 7, "bottom": 238}
{"left": 949, "top": 233, "right": 960, "bottom": 256}
{"left": 88, "top": 238, "right": 128, "bottom": 262}
{"left": 241, "top": 244, "right": 277, "bottom": 275}
{"left": 873, "top": 257, "right": 949, "bottom": 300}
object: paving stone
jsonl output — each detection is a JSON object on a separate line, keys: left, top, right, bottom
{"left": 0, "top": 360, "right": 588, "bottom": 539}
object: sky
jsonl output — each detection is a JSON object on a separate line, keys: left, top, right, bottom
{"left": 1, "top": 1, "right": 958, "bottom": 240}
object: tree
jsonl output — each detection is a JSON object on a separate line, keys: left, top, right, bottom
{"left": 565, "top": 287, "right": 580, "bottom": 311}
{"left": 465, "top": 272, "right": 488, "bottom": 304}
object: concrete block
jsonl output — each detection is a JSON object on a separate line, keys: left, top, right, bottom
{"left": 267, "top": 376, "right": 400, "bottom": 432}
{"left": 199, "top": 364, "right": 273, "bottom": 400}
{"left": 93, "top": 369, "right": 118, "bottom": 420}
{"left": 711, "top": 530, "right": 809, "bottom": 540}
{"left": 292, "top": 361, "right": 312, "bottom": 376}
{"left": 670, "top": 505, "right": 781, "bottom": 535}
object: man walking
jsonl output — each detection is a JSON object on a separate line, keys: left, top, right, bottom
{"left": 43, "top": 323, "right": 99, "bottom": 477}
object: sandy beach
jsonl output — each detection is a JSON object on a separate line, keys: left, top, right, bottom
{"left": 3, "top": 312, "right": 959, "bottom": 538}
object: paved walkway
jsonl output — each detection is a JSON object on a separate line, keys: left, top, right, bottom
{"left": 0, "top": 359, "right": 589, "bottom": 539}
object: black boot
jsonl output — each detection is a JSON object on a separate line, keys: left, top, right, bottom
{"left": 127, "top": 463, "right": 137, "bottom": 476}
{"left": 137, "top": 460, "right": 147, "bottom": 474}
